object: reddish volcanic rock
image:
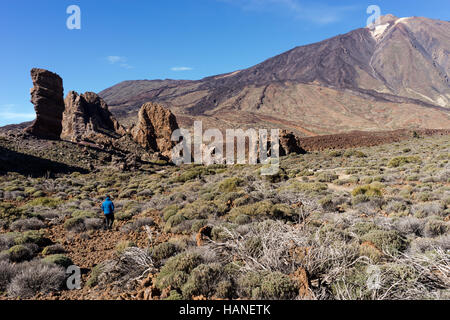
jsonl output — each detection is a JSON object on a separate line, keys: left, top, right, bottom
{"left": 131, "top": 103, "right": 179, "bottom": 159}
{"left": 25, "top": 68, "right": 65, "bottom": 139}
{"left": 61, "top": 91, "right": 125, "bottom": 143}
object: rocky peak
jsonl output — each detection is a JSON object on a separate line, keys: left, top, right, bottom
{"left": 61, "top": 91, "right": 125, "bottom": 143}
{"left": 25, "top": 68, "right": 65, "bottom": 139}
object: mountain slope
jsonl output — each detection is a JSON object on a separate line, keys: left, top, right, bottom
{"left": 99, "top": 15, "right": 450, "bottom": 136}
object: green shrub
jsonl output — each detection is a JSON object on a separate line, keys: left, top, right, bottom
{"left": 181, "top": 264, "right": 223, "bottom": 299}
{"left": 155, "top": 252, "right": 203, "bottom": 290}
{"left": 86, "top": 264, "right": 103, "bottom": 288}
{"left": 163, "top": 205, "right": 180, "bottom": 221}
{"left": 260, "top": 272, "right": 298, "bottom": 300}
{"left": 164, "top": 213, "right": 186, "bottom": 232}
{"left": 218, "top": 178, "right": 244, "bottom": 193}
{"left": 150, "top": 242, "right": 178, "bottom": 261}
{"left": 42, "top": 254, "right": 73, "bottom": 268}
{"left": 215, "top": 280, "right": 234, "bottom": 299}
{"left": 237, "top": 271, "right": 297, "bottom": 300}
{"left": 344, "top": 150, "right": 367, "bottom": 158}
{"left": 174, "top": 167, "right": 215, "bottom": 183}
{"left": 14, "top": 230, "right": 50, "bottom": 247}
{"left": 8, "top": 245, "right": 33, "bottom": 262}
{"left": 361, "top": 230, "right": 407, "bottom": 254}
{"left": 164, "top": 290, "right": 183, "bottom": 300}
{"left": 424, "top": 219, "right": 448, "bottom": 237}
{"left": 64, "top": 217, "right": 85, "bottom": 231}
{"left": 388, "top": 156, "right": 421, "bottom": 168}
{"left": 28, "top": 197, "right": 62, "bottom": 208}
{"left": 352, "top": 185, "right": 383, "bottom": 198}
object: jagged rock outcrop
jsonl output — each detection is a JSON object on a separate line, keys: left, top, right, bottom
{"left": 131, "top": 103, "right": 179, "bottom": 159}
{"left": 25, "top": 68, "right": 65, "bottom": 139}
{"left": 279, "top": 130, "right": 306, "bottom": 156}
{"left": 61, "top": 91, "right": 125, "bottom": 143}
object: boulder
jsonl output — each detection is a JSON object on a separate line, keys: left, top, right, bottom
{"left": 131, "top": 102, "right": 179, "bottom": 159}
{"left": 25, "top": 68, "right": 65, "bottom": 139}
{"left": 61, "top": 91, "right": 125, "bottom": 143}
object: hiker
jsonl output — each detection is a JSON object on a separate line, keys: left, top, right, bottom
{"left": 101, "top": 195, "right": 115, "bottom": 230}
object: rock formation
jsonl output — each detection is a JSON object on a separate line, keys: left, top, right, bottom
{"left": 279, "top": 130, "right": 306, "bottom": 156}
{"left": 25, "top": 68, "right": 65, "bottom": 139}
{"left": 131, "top": 102, "right": 179, "bottom": 159}
{"left": 61, "top": 91, "right": 125, "bottom": 143}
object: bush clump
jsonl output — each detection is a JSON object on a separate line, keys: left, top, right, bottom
{"left": 388, "top": 156, "right": 421, "bottom": 168}
{"left": 181, "top": 263, "right": 223, "bottom": 299}
{"left": 361, "top": 230, "right": 408, "bottom": 254}
{"left": 237, "top": 271, "right": 297, "bottom": 300}
{"left": 42, "top": 254, "right": 73, "bottom": 268}
{"left": 155, "top": 252, "right": 203, "bottom": 290}
{"left": 7, "top": 261, "right": 66, "bottom": 298}
{"left": 7, "top": 245, "right": 34, "bottom": 262}
{"left": 150, "top": 242, "right": 179, "bottom": 261}
{"left": 352, "top": 185, "right": 383, "bottom": 198}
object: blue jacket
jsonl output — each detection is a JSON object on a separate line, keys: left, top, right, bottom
{"left": 102, "top": 198, "right": 115, "bottom": 215}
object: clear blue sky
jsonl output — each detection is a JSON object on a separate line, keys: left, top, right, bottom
{"left": 1, "top": 0, "right": 449, "bottom": 126}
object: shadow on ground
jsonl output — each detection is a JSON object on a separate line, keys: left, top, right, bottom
{"left": 0, "top": 146, "right": 88, "bottom": 177}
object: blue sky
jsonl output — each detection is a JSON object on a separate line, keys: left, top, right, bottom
{"left": 1, "top": 0, "right": 449, "bottom": 126}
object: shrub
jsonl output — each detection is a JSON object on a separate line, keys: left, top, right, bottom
{"left": 28, "top": 197, "right": 62, "bottom": 208}
{"left": 0, "top": 261, "right": 17, "bottom": 291}
{"left": 86, "top": 264, "right": 104, "bottom": 288}
{"left": 164, "top": 213, "right": 186, "bottom": 232}
{"left": 181, "top": 263, "right": 223, "bottom": 299}
{"left": 8, "top": 245, "right": 34, "bottom": 262}
{"left": 164, "top": 290, "right": 183, "bottom": 300}
{"left": 424, "top": 219, "right": 449, "bottom": 237}
{"left": 260, "top": 272, "right": 298, "bottom": 300}
{"left": 286, "top": 181, "right": 328, "bottom": 193}
{"left": 7, "top": 261, "right": 65, "bottom": 298}
{"left": 218, "top": 178, "right": 244, "bottom": 193}
{"left": 150, "top": 242, "right": 178, "bottom": 261}
{"left": 163, "top": 205, "right": 180, "bottom": 222}
{"left": 42, "top": 244, "right": 66, "bottom": 256}
{"left": 42, "top": 254, "right": 73, "bottom": 268}
{"left": 344, "top": 150, "right": 367, "bottom": 158}
{"left": 388, "top": 156, "right": 421, "bottom": 168}
{"left": 215, "top": 280, "right": 234, "bottom": 299}
{"left": 237, "top": 271, "right": 297, "bottom": 300}
{"left": 319, "top": 196, "right": 335, "bottom": 211}
{"left": 234, "top": 214, "right": 251, "bottom": 225}
{"left": 10, "top": 218, "right": 45, "bottom": 232}
{"left": 155, "top": 252, "right": 203, "bottom": 290}
{"left": 352, "top": 185, "right": 383, "bottom": 198}
{"left": 84, "top": 218, "right": 104, "bottom": 231}
{"left": 14, "top": 230, "right": 50, "bottom": 247}
{"left": 64, "top": 217, "right": 86, "bottom": 232}
{"left": 361, "top": 230, "right": 407, "bottom": 254}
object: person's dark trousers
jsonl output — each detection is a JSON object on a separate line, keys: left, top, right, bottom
{"left": 104, "top": 213, "right": 115, "bottom": 230}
